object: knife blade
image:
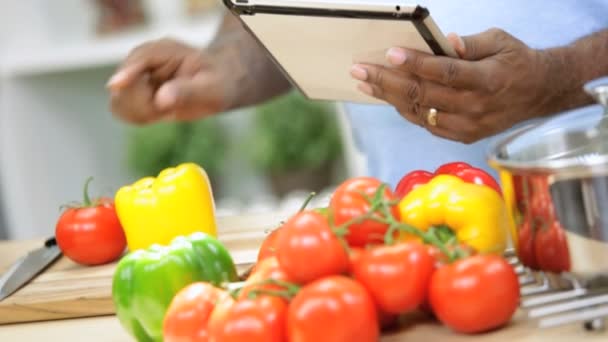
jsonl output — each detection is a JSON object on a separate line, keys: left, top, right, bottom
{"left": 0, "top": 237, "right": 62, "bottom": 301}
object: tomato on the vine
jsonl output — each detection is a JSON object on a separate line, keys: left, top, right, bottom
{"left": 517, "top": 215, "right": 538, "bottom": 269}
{"left": 163, "top": 282, "right": 225, "bottom": 342}
{"left": 425, "top": 243, "right": 477, "bottom": 270}
{"left": 257, "top": 228, "right": 280, "bottom": 262}
{"left": 239, "top": 257, "right": 293, "bottom": 300}
{"left": 535, "top": 221, "right": 571, "bottom": 273}
{"left": 352, "top": 242, "right": 435, "bottom": 314}
{"left": 525, "top": 178, "right": 570, "bottom": 273}
{"left": 348, "top": 247, "right": 365, "bottom": 274}
{"left": 208, "top": 295, "right": 287, "bottom": 342}
{"left": 55, "top": 177, "right": 126, "bottom": 265}
{"left": 429, "top": 255, "right": 520, "bottom": 334}
{"left": 287, "top": 276, "right": 379, "bottom": 342}
{"left": 275, "top": 211, "right": 348, "bottom": 284}
{"left": 330, "top": 177, "right": 399, "bottom": 247}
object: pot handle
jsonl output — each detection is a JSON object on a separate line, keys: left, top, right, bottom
{"left": 584, "top": 76, "right": 608, "bottom": 133}
{"left": 584, "top": 76, "right": 608, "bottom": 111}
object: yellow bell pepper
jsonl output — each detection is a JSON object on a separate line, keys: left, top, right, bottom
{"left": 115, "top": 163, "right": 217, "bottom": 251}
{"left": 397, "top": 174, "right": 510, "bottom": 254}
{"left": 497, "top": 170, "right": 519, "bottom": 251}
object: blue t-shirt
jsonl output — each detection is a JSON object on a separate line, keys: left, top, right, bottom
{"left": 345, "top": 0, "right": 607, "bottom": 187}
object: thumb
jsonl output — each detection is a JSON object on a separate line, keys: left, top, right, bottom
{"left": 447, "top": 29, "right": 508, "bottom": 61}
{"left": 154, "top": 76, "right": 225, "bottom": 118}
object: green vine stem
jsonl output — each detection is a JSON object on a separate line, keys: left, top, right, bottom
{"left": 332, "top": 183, "right": 470, "bottom": 263}
{"left": 298, "top": 192, "right": 317, "bottom": 213}
{"left": 83, "top": 176, "right": 94, "bottom": 207}
{"left": 245, "top": 278, "right": 301, "bottom": 300}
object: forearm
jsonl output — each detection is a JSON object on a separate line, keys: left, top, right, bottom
{"left": 208, "top": 12, "right": 292, "bottom": 110}
{"left": 541, "top": 29, "right": 608, "bottom": 115}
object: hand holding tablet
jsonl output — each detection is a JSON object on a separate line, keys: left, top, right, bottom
{"left": 222, "top": 0, "right": 457, "bottom": 104}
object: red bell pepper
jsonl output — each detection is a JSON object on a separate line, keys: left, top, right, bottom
{"left": 436, "top": 162, "right": 502, "bottom": 196}
{"left": 395, "top": 162, "right": 502, "bottom": 198}
{"left": 434, "top": 162, "right": 471, "bottom": 175}
{"left": 394, "top": 170, "right": 434, "bottom": 198}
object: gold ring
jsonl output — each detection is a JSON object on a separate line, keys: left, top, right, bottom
{"left": 426, "top": 108, "right": 438, "bottom": 126}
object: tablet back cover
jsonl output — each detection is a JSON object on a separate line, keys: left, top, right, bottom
{"left": 232, "top": 3, "right": 452, "bottom": 104}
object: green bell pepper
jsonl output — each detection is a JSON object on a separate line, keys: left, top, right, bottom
{"left": 112, "top": 232, "right": 238, "bottom": 342}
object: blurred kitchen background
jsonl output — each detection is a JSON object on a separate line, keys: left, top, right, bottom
{"left": 0, "top": 0, "right": 367, "bottom": 240}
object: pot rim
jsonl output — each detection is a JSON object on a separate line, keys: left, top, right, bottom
{"left": 487, "top": 106, "right": 608, "bottom": 175}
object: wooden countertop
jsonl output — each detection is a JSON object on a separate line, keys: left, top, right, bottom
{"left": 1, "top": 228, "right": 607, "bottom": 341}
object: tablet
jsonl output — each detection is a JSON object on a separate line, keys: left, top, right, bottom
{"left": 222, "top": 0, "right": 457, "bottom": 104}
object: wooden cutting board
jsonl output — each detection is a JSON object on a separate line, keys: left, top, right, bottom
{"left": 0, "top": 212, "right": 287, "bottom": 325}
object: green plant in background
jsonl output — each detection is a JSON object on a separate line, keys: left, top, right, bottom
{"left": 247, "top": 91, "right": 343, "bottom": 174}
{"left": 126, "top": 117, "right": 227, "bottom": 179}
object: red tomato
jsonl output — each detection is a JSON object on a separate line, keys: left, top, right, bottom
{"left": 348, "top": 247, "right": 365, "bottom": 274}
{"left": 525, "top": 178, "right": 570, "bottom": 272}
{"left": 330, "top": 177, "right": 399, "bottom": 247}
{"left": 163, "top": 282, "right": 225, "bottom": 342}
{"left": 529, "top": 180, "right": 554, "bottom": 220}
{"left": 434, "top": 162, "right": 471, "bottom": 175}
{"left": 517, "top": 215, "right": 538, "bottom": 270}
{"left": 287, "top": 276, "right": 379, "bottom": 342}
{"left": 257, "top": 228, "right": 280, "bottom": 262}
{"left": 511, "top": 175, "right": 528, "bottom": 213}
{"left": 352, "top": 242, "right": 434, "bottom": 314}
{"left": 55, "top": 178, "right": 126, "bottom": 265}
{"left": 429, "top": 255, "right": 520, "bottom": 334}
{"left": 394, "top": 170, "right": 434, "bottom": 198}
{"left": 275, "top": 211, "right": 349, "bottom": 284}
{"left": 239, "top": 257, "right": 293, "bottom": 300}
{"left": 534, "top": 221, "right": 571, "bottom": 273}
{"left": 425, "top": 243, "right": 477, "bottom": 270}
{"left": 208, "top": 296, "right": 287, "bottom": 342}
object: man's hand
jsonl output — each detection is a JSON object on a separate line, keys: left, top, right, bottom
{"left": 349, "top": 28, "right": 557, "bottom": 143}
{"left": 107, "top": 13, "right": 291, "bottom": 125}
{"left": 107, "top": 38, "right": 229, "bottom": 124}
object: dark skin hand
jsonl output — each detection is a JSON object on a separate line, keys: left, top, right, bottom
{"left": 350, "top": 28, "right": 608, "bottom": 144}
{"left": 107, "top": 13, "right": 291, "bottom": 124}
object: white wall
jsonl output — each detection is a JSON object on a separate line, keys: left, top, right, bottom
{"left": 0, "top": 1, "right": 367, "bottom": 240}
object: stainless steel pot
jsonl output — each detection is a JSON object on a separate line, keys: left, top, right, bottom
{"left": 488, "top": 77, "right": 608, "bottom": 285}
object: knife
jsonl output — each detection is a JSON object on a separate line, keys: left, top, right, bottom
{"left": 0, "top": 237, "right": 62, "bottom": 301}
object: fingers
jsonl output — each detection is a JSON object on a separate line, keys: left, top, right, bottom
{"left": 106, "top": 62, "right": 148, "bottom": 90}
{"left": 110, "top": 74, "right": 167, "bottom": 125}
{"left": 353, "top": 76, "right": 484, "bottom": 143}
{"left": 384, "top": 47, "right": 484, "bottom": 89}
{"left": 351, "top": 64, "right": 469, "bottom": 113}
{"left": 107, "top": 39, "right": 196, "bottom": 91}
{"left": 457, "top": 28, "right": 513, "bottom": 61}
{"left": 111, "top": 74, "right": 223, "bottom": 124}
{"left": 108, "top": 38, "right": 222, "bottom": 124}
{"left": 400, "top": 106, "right": 482, "bottom": 144}
{"left": 446, "top": 33, "right": 466, "bottom": 58}
{"left": 154, "top": 74, "right": 226, "bottom": 120}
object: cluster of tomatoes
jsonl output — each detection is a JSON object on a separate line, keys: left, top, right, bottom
{"left": 163, "top": 176, "right": 521, "bottom": 342}
{"left": 512, "top": 176, "right": 571, "bottom": 273}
